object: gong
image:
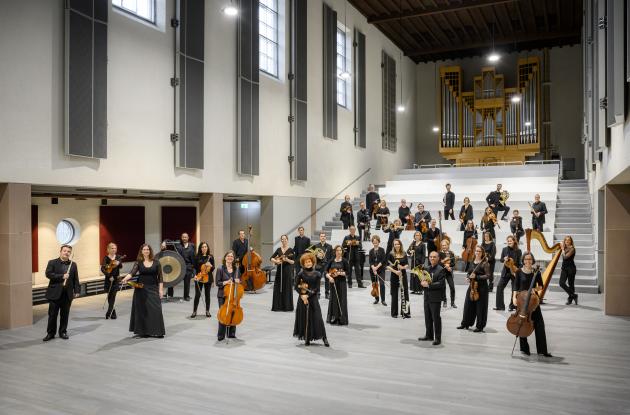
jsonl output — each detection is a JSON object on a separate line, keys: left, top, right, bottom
{"left": 157, "top": 250, "right": 186, "bottom": 288}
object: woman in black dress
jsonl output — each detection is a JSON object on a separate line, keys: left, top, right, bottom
{"left": 294, "top": 253, "right": 329, "bottom": 347}
{"left": 559, "top": 236, "right": 578, "bottom": 305}
{"left": 383, "top": 218, "right": 403, "bottom": 255}
{"left": 481, "top": 232, "right": 496, "bottom": 292}
{"left": 191, "top": 242, "right": 214, "bottom": 318}
{"left": 511, "top": 252, "right": 552, "bottom": 357}
{"left": 481, "top": 206, "right": 497, "bottom": 240}
{"left": 387, "top": 239, "right": 410, "bottom": 319}
{"left": 271, "top": 235, "right": 295, "bottom": 312}
{"left": 101, "top": 242, "right": 123, "bottom": 319}
{"left": 326, "top": 246, "right": 349, "bottom": 325}
{"left": 457, "top": 246, "right": 490, "bottom": 332}
{"left": 122, "top": 244, "right": 165, "bottom": 338}
{"left": 459, "top": 197, "right": 473, "bottom": 231}
{"left": 407, "top": 231, "right": 426, "bottom": 294}
{"left": 215, "top": 251, "right": 240, "bottom": 341}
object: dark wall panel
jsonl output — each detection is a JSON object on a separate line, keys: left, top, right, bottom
{"left": 322, "top": 3, "right": 337, "bottom": 140}
{"left": 290, "top": 0, "right": 308, "bottom": 181}
{"left": 31, "top": 205, "right": 38, "bottom": 273}
{"left": 99, "top": 206, "right": 145, "bottom": 260}
{"left": 354, "top": 29, "right": 366, "bottom": 148}
{"left": 161, "top": 206, "right": 197, "bottom": 243}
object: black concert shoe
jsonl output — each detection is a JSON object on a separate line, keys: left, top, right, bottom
{"left": 217, "top": 336, "right": 225, "bottom": 342}
{"left": 565, "top": 297, "right": 573, "bottom": 305}
{"left": 373, "top": 298, "right": 379, "bottom": 304}
{"left": 325, "top": 293, "right": 329, "bottom": 299}
{"left": 190, "top": 312, "right": 197, "bottom": 319}
{"left": 473, "top": 328, "right": 484, "bottom": 333}
{"left": 432, "top": 340, "right": 441, "bottom": 346}
{"left": 381, "top": 301, "right": 387, "bottom": 306}
{"left": 521, "top": 350, "right": 531, "bottom": 356}
{"left": 59, "top": 332, "right": 69, "bottom": 340}
{"left": 43, "top": 334, "right": 55, "bottom": 342}
{"left": 305, "top": 340, "right": 310, "bottom": 346}
{"left": 227, "top": 334, "right": 236, "bottom": 339}
{"left": 206, "top": 311, "right": 211, "bottom": 318}
{"left": 105, "top": 314, "right": 110, "bottom": 320}
{"left": 573, "top": 294, "right": 578, "bottom": 305}
{"left": 493, "top": 307, "right": 505, "bottom": 311}
{"left": 347, "top": 285, "right": 353, "bottom": 289}
{"left": 418, "top": 336, "right": 433, "bottom": 341}
{"left": 538, "top": 352, "right": 553, "bottom": 358}
{"left": 323, "top": 338, "right": 330, "bottom": 347}
{"left": 184, "top": 297, "right": 191, "bottom": 301}
{"left": 456, "top": 325, "right": 468, "bottom": 330}
{"left": 508, "top": 305, "right": 516, "bottom": 311}
{"left": 391, "top": 314, "right": 398, "bottom": 318}
{"left": 442, "top": 301, "right": 447, "bottom": 308}
{"left": 358, "top": 284, "right": 366, "bottom": 288}
{"left": 110, "top": 311, "right": 117, "bottom": 320}
{"left": 451, "top": 303, "right": 457, "bottom": 309}
{"left": 402, "top": 314, "right": 411, "bottom": 319}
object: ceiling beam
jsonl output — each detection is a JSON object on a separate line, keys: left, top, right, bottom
{"left": 367, "top": 0, "right": 516, "bottom": 24}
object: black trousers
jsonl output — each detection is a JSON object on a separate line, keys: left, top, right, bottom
{"left": 559, "top": 266, "right": 576, "bottom": 298}
{"left": 193, "top": 280, "right": 211, "bottom": 312}
{"left": 105, "top": 282, "right": 118, "bottom": 318}
{"left": 461, "top": 287, "right": 489, "bottom": 329}
{"left": 519, "top": 306, "right": 548, "bottom": 354}
{"left": 341, "top": 215, "right": 353, "bottom": 229}
{"left": 347, "top": 259, "right": 362, "bottom": 287}
{"left": 370, "top": 272, "right": 386, "bottom": 302}
{"left": 532, "top": 218, "right": 544, "bottom": 232}
{"left": 443, "top": 207, "right": 454, "bottom": 220}
{"left": 390, "top": 274, "right": 410, "bottom": 317}
{"left": 423, "top": 300, "right": 442, "bottom": 341}
{"left": 183, "top": 269, "right": 193, "bottom": 299}
{"left": 495, "top": 274, "right": 514, "bottom": 309}
{"left": 488, "top": 260, "right": 496, "bottom": 292}
{"left": 217, "top": 297, "right": 236, "bottom": 339}
{"left": 492, "top": 204, "right": 510, "bottom": 219}
{"left": 443, "top": 273, "right": 455, "bottom": 304}
{"left": 47, "top": 291, "right": 72, "bottom": 335}
{"left": 513, "top": 229, "right": 524, "bottom": 244}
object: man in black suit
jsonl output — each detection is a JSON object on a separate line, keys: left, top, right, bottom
{"left": 44, "top": 245, "right": 80, "bottom": 341}
{"left": 356, "top": 201, "right": 371, "bottom": 242}
{"left": 486, "top": 183, "right": 510, "bottom": 221}
{"left": 530, "top": 193, "right": 548, "bottom": 232}
{"left": 314, "top": 232, "right": 333, "bottom": 299}
{"left": 365, "top": 184, "right": 380, "bottom": 220}
{"left": 443, "top": 183, "right": 455, "bottom": 219}
{"left": 175, "top": 232, "right": 196, "bottom": 301}
{"left": 418, "top": 251, "right": 446, "bottom": 346}
{"left": 293, "top": 226, "right": 311, "bottom": 275}
{"left": 343, "top": 226, "right": 364, "bottom": 288}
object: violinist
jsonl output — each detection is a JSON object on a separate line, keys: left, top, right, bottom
{"left": 418, "top": 252, "right": 446, "bottom": 346}
{"left": 375, "top": 200, "right": 390, "bottom": 230}
{"left": 326, "top": 246, "right": 349, "bottom": 325}
{"left": 383, "top": 218, "right": 403, "bottom": 256}
{"left": 530, "top": 194, "right": 548, "bottom": 232}
{"left": 559, "top": 236, "right": 578, "bottom": 305}
{"left": 101, "top": 242, "right": 123, "bottom": 320}
{"left": 511, "top": 252, "right": 552, "bottom": 357}
{"left": 387, "top": 239, "right": 410, "bottom": 318}
{"left": 481, "top": 206, "right": 497, "bottom": 240}
{"left": 215, "top": 250, "right": 240, "bottom": 341}
{"left": 293, "top": 226, "right": 311, "bottom": 275}
{"left": 494, "top": 235, "right": 522, "bottom": 311}
{"left": 314, "top": 232, "right": 333, "bottom": 299}
{"left": 271, "top": 235, "right": 295, "bottom": 312}
{"left": 398, "top": 199, "right": 411, "bottom": 223}
{"left": 368, "top": 235, "right": 387, "bottom": 306}
{"left": 443, "top": 183, "right": 455, "bottom": 219}
{"left": 462, "top": 220, "right": 478, "bottom": 271}
{"left": 457, "top": 246, "right": 490, "bottom": 332}
{"left": 439, "top": 240, "right": 456, "bottom": 309}
{"left": 481, "top": 232, "right": 496, "bottom": 292}
{"left": 510, "top": 209, "right": 524, "bottom": 244}
{"left": 408, "top": 231, "right": 426, "bottom": 295}
{"left": 340, "top": 195, "right": 354, "bottom": 230}
{"left": 121, "top": 244, "right": 165, "bottom": 339}
{"left": 414, "top": 203, "right": 431, "bottom": 234}
{"left": 365, "top": 184, "right": 380, "bottom": 220}
{"left": 426, "top": 219, "right": 441, "bottom": 254}
{"left": 43, "top": 245, "right": 80, "bottom": 341}
{"left": 486, "top": 183, "right": 510, "bottom": 221}
{"left": 191, "top": 242, "right": 214, "bottom": 319}
{"left": 356, "top": 201, "right": 371, "bottom": 242}
{"left": 458, "top": 197, "right": 473, "bottom": 231}
{"left": 294, "top": 253, "right": 329, "bottom": 347}
{"left": 343, "top": 226, "right": 364, "bottom": 288}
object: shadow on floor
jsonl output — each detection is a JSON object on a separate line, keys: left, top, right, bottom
{"left": 346, "top": 323, "right": 381, "bottom": 331}
{"left": 0, "top": 323, "right": 102, "bottom": 351}
{"left": 511, "top": 354, "right": 568, "bottom": 365}
{"left": 300, "top": 343, "right": 349, "bottom": 359}
{"left": 400, "top": 338, "right": 445, "bottom": 349}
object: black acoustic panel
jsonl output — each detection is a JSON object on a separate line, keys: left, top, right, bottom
{"left": 295, "top": 100, "right": 307, "bottom": 180}
{"left": 68, "top": 11, "right": 93, "bottom": 157}
{"left": 239, "top": 80, "right": 253, "bottom": 174}
{"left": 295, "top": 0, "right": 307, "bottom": 101}
{"left": 381, "top": 51, "right": 396, "bottom": 152}
{"left": 322, "top": 3, "right": 337, "bottom": 140}
{"left": 70, "top": 0, "right": 92, "bottom": 17}
{"left": 93, "top": 21, "right": 107, "bottom": 158}
{"left": 94, "top": 0, "right": 108, "bottom": 22}
{"left": 185, "top": 58, "right": 204, "bottom": 169}
{"left": 251, "top": 83, "right": 259, "bottom": 175}
{"left": 185, "top": 0, "right": 205, "bottom": 61}
{"left": 354, "top": 29, "right": 366, "bottom": 148}
{"left": 179, "top": 56, "right": 187, "bottom": 167}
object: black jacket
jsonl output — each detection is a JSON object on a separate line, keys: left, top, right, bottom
{"left": 486, "top": 191, "right": 501, "bottom": 207}
{"left": 500, "top": 246, "right": 522, "bottom": 278}
{"left": 398, "top": 206, "right": 411, "bottom": 222}
{"left": 343, "top": 234, "right": 361, "bottom": 261}
{"left": 357, "top": 209, "right": 370, "bottom": 229}
{"left": 314, "top": 242, "right": 334, "bottom": 272}
{"left": 45, "top": 258, "right": 80, "bottom": 301}
{"left": 231, "top": 238, "right": 249, "bottom": 264}
{"left": 176, "top": 242, "right": 196, "bottom": 271}
{"left": 369, "top": 247, "right": 387, "bottom": 276}
{"left": 101, "top": 255, "right": 123, "bottom": 291}
{"left": 424, "top": 264, "right": 446, "bottom": 303}
{"left": 444, "top": 191, "right": 455, "bottom": 209}
{"left": 365, "top": 191, "right": 380, "bottom": 211}
{"left": 215, "top": 265, "right": 239, "bottom": 299}
{"left": 294, "top": 235, "right": 311, "bottom": 259}
{"left": 531, "top": 201, "right": 548, "bottom": 224}
{"left": 459, "top": 204, "right": 473, "bottom": 222}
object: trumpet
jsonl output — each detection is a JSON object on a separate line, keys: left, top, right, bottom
{"left": 410, "top": 266, "right": 432, "bottom": 284}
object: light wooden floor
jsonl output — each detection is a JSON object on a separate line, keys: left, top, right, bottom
{"left": 1, "top": 284, "right": 629, "bottom": 415}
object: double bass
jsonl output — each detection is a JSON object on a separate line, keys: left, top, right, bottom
{"left": 241, "top": 225, "right": 267, "bottom": 291}
{"left": 217, "top": 271, "right": 244, "bottom": 327}
{"left": 461, "top": 227, "right": 478, "bottom": 263}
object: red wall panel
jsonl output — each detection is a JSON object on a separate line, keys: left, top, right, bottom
{"left": 161, "top": 206, "right": 197, "bottom": 243}
{"left": 99, "top": 206, "right": 145, "bottom": 260}
{"left": 31, "top": 205, "right": 38, "bottom": 272}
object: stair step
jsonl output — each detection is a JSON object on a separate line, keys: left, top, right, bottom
{"left": 554, "top": 234, "right": 593, "bottom": 241}
{"left": 547, "top": 284, "right": 599, "bottom": 294}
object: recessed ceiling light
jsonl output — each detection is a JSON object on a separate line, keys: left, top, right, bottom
{"left": 223, "top": 4, "right": 238, "bottom": 16}
{"left": 511, "top": 95, "right": 521, "bottom": 103}
{"left": 487, "top": 53, "right": 500, "bottom": 63}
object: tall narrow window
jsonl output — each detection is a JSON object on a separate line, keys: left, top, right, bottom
{"left": 112, "top": 0, "right": 156, "bottom": 24}
{"left": 259, "top": 0, "right": 279, "bottom": 78}
{"left": 336, "top": 25, "right": 351, "bottom": 108}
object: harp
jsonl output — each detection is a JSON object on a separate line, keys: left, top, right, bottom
{"left": 526, "top": 229, "right": 562, "bottom": 299}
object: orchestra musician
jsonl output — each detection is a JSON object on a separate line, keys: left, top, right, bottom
{"left": 342, "top": 226, "right": 365, "bottom": 288}
{"left": 191, "top": 242, "right": 214, "bottom": 319}
{"left": 271, "top": 235, "right": 295, "bottom": 312}
{"left": 480, "top": 232, "right": 497, "bottom": 292}
{"left": 438, "top": 240, "right": 456, "bottom": 308}
{"left": 418, "top": 252, "right": 446, "bottom": 346}
{"left": 369, "top": 235, "right": 387, "bottom": 306}
{"left": 101, "top": 242, "right": 123, "bottom": 320}
{"left": 510, "top": 209, "right": 525, "bottom": 244}
{"left": 175, "top": 233, "right": 195, "bottom": 301}
{"left": 293, "top": 253, "right": 329, "bottom": 347}
{"left": 459, "top": 197, "right": 473, "bottom": 231}
{"left": 486, "top": 183, "right": 510, "bottom": 221}
{"left": 231, "top": 230, "right": 248, "bottom": 280}
{"left": 408, "top": 231, "right": 426, "bottom": 295}
{"left": 443, "top": 183, "right": 455, "bottom": 219}
{"left": 293, "top": 226, "right": 311, "bottom": 275}
{"left": 340, "top": 195, "right": 354, "bottom": 230}
{"left": 457, "top": 246, "right": 490, "bottom": 332}
{"left": 387, "top": 239, "right": 410, "bottom": 318}
{"left": 426, "top": 219, "right": 441, "bottom": 254}
{"left": 375, "top": 200, "right": 390, "bottom": 230}
{"left": 414, "top": 203, "right": 431, "bottom": 234}
{"left": 215, "top": 250, "right": 240, "bottom": 341}
{"left": 326, "top": 246, "right": 350, "bottom": 325}
{"left": 559, "top": 236, "right": 578, "bottom": 305}
{"left": 481, "top": 206, "right": 497, "bottom": 240}
{"left": 494, "top": 235, "right": 522, "bottom": 311}
{"left": 383, "top": 218, "right": 403, "bottom": 255}
{"left": 365, "top": 184, "right": 380, "bottom": 220}
{"left": 43, "top": 245, "right": 80, "bottom": 341}
{"left": 314, "top": 232, "right": 333, "bottom": 299}
{"left": 530, "top": 194, "right": 548, "bottom": 232}
{"left": 398, "top": 199, "right": 411, "bottom": 223}
{"left": 356, "top": 201, "right": 371, "bottom": 242}
{"left": 510, "top": 252, "right": 553, "bottom": 357}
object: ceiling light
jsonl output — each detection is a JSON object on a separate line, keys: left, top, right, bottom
{"left": 511, "top": 95, "right": 521, "bottom": 103}
{"left": 524, "top": 121, "right": 532, "bottom": 127}
{"left": 432, "top": 126, "right": 440, "bottom": 133}
{"left": 222, "top": 3, "right": 238, "bottom": 16}
{"left": 487, "top": 53, "right": 500, "bottom": 63}
{"left": 397, "top": 105, "right": 406, "bottom": 112}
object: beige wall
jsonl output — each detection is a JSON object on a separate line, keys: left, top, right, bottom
{"left": 604, "top": 184, "right": 630, "bottom": 316}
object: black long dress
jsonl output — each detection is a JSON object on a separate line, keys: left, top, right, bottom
{"left": 271, "top": 247, "right": 294, "bottom": 312}
{"left": 388, "top": 254, "right": 410, "bottom": 318}
{"left": 408, "top": 241, "right": 426, "bottom": 294}
{"left": 481, "top": 241, "right": 496, "bottom": 291}
{"left": 193, "top": 254, "right": 214, "bottom": 313}
{"left": 460, "top": 260, "right": 490, "bottom": 330}
{"left": 293, "top": 268, "right": 327, "bottom": 342}
{"left": 129, "top": 261, "right": 166, "bottom": 337}
{"left": 326, "top": 258, "right": 349, "bottom": 325}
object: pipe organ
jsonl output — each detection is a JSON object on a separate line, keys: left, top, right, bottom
{"left": 438, "top": 57, "right": 541, "bottom": 165}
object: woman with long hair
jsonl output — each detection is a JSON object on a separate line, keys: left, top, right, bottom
{"left": 387, "top": 239, "right": 410, "bottom": 318}
{"left": 215, "top": 250, "right": 241, "bottom": 341}
{"left": 270, "top": 235, "right": 295, "bottom": 312}
{"left": 481, "top": 206, "right": 497, "bottom": 240}
{"left": 459, "top": 197, "right": 473, "bottom": 231}
{"left": 191, "top": 242, "right": 214, "bottom": 318}
{"left": 458, "top": 246, "right": 490, "bottom": 332}
{"left": 481, "top": 232, "right": 497, "bottom": 292}
{"left": 559, "top": 236, "right": 578, "bottom": 305}
{"left": 326, "top": 246, "right": 349, "bottom": 325}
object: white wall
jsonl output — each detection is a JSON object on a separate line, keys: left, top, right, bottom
{"left": 0, "top": 0, "right": 416, "bottom": 200}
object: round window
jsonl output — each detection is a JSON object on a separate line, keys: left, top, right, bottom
{"left": 55, "top": 218, "right": 81, "bottom": 245}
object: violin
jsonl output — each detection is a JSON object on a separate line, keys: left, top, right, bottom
{"left": 241, "top": 225, "right": 267, "bottom": 291}
{"left": 405, "top": 215, "right": 414, "bottom": 231}
{"left": 461, "top": 228, "right": 478, "bottom": 263}
{"left": 127, "top": 280, "right": 144, "bottom": 289}
{"left": 104, "top": 255, "right": 126, "bottom": 274}
{"left": 195, "top": 262, "right": 213, "bottom": 284}
{"left": 217, "top": 271, "right": 244, "bottom": 327}
{"left": 370, "top": 280, "right": 379, "bottom": 298}
{"left": 506, "top": 267, "right": 541, "bottom": 337}
{"left": 467, "top": 260, "right": 486, "bottom": 302}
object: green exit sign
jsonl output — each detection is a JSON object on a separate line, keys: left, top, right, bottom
{"left": 240, "top": 203, "right": 249, "bottom": 209}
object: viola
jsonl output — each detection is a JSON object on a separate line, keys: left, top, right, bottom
{"left": 240, "top": 225, "right": 267, "bottom": 291}
{"left": 370, "top": 280, "right": 379, "bottom": 298}
{"left": 104, "top": 255, "right": 126, "bottom": 274}
{"left": 467, "top": 260, "right": 486, "bottom": 302}
{"left": 217, "top": 272, "right": 244, "bottom": 327}
{"left": 195, "top": 262, "right": 213, "bottom": 284}
{"left": 405, "top": 215, "right": 414, "bottom": 231}
{"left": 435, "top": 211, "right": 451, "bottom": 247}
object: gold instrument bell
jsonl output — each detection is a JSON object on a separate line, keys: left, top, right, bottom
{"left": 411, "top": 266, "right": 432, "bottom": 284}
{"left": 306, "top": 245, "right": 325, "bottom": 260}
{"left": 499, "top": 190, "right": 510, "bottom": 206}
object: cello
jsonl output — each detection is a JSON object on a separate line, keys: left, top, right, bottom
{"left": 461, "top": 226, "right": 478, "bottom": 263}
{"left": 217, "top": 270, "right": 244, "bottom": 328}
{"left": 435, "top": 211, "right": 451, "bottom": 248}
{"left": 240, "top": 225, "right": 267, "bottom": 291}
